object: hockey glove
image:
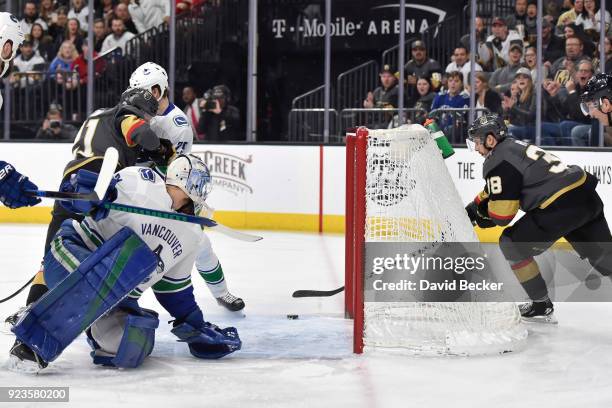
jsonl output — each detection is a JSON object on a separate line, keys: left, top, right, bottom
{"left": 465, "top": 200, "right": 496, "bottom": 229}
{"left": 59, "top": 169, "right": 118, "bottom": 221}
{"left": 142, "top": 138, "right": 176, "bottom": 167}
{"left": 171, "top": 310, "right": 241, "bottom": 359}
{"left": 0, "top": 161, "right": 41, "bottom": 208}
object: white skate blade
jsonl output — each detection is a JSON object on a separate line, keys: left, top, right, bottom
{"left": 7, "top": 354, "right": 44, "bottom": 374}
{"left": 521, "top": 313, "right": 558, "bottom": 324}
{"left": 0, "top": 322, "right": 14, "bottom": 335}
{"left": 219, "top": 308, "right": 246, "bottom": 319}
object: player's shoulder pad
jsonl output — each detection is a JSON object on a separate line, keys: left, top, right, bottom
{"left": 172, "top": 114, "right": 189, "bottom": 128}
{"left": 483, "top": 138, "right": 524, "bottom": 176}
{"left": 167, "top": 105, "right": 189, "bottom": 128}
{"left": 138, "top": 167, "right": 157, "bottom": 183}
{"left": 116, "top": 166, "right": 152, "bottom": 182}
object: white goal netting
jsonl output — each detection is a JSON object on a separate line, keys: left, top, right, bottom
{"left": 362, "top": 125, "right": 527, "bottom": 356}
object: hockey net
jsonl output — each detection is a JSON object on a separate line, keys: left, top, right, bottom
{"left": 345, "top": 126, "right": 527, "bottom": 356}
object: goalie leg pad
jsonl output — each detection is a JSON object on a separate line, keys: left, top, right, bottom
{"left": 43, "top": 220, "right": 95, "bottom": 289}
{"left": 12, "top": 227, "right": 158, "bottom": 363}
{"left": 89, "top": 308, "right": 159, "bottom": 368}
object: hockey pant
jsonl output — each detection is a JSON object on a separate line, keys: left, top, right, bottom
{"left": 499, "top": 173, "right": 612, "bottom": 300}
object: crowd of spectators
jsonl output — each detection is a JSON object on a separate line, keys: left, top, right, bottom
{"left": 10, "top": 0, "right": 173, "bottom": 78}
{"left": 363, "top": 0, "right": 612, "bottom": 146}
{"left": 4, "top": 0, "right": 174, "bottom": 133}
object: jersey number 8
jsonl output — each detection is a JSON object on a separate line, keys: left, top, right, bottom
{"left": 487, "top": 176, "right": 503, "bottom": 194}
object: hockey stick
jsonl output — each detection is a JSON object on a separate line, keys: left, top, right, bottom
{"left": 26, "top": 146, "right": 260, "bottom": 242}
{"left": 292, "top": 286, "right": 345, "bottom": 298}
{"left": 0, "top": 276, "right": 34, "bottom": 304}
{"left": 26, "top": 147, "right": 120, "bottom": 202}
{"left": 101, "top": 202, "right": 263, "bottom": 242}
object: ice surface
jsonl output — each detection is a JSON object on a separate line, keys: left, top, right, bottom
{"left": 1, "top": 225, "right": 612, "bottom": 408}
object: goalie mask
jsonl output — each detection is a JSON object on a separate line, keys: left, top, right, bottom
{"left": 0, "top": 13, "right": 24, "bottom": 77}
{"left": 166, "top": 154, "right": 212, "bottom": 215}
{"left": 580, "top": 73, "right": 612, "bottom": 116}
{"left": 466, "top": 113, "right": 507, "bottom": 152}
{"left": 129, "top": 62, "right": 169, "bottom": 102}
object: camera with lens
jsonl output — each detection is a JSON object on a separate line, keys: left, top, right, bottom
{"left": 201, "top": 85, "right": 231, "bottom": 113}
{"left": 49, "top": 119, "right": 62, "bottom": 129}
{"left": 202, "top": 89, "right": 217, "bottom": 111}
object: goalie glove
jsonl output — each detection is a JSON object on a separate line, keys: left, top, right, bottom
{"left": 171, "top": 310, "right": 241, "bottom": 359}
{"left": 465, "top": 200, "right": 496, "bottom": 229}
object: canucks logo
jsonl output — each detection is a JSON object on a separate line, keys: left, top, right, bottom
{"left": 173, "top": 115, "right": 188, "bottom": 127}
{"left": 139, "top": 168, "right": 156, "bottom": 182}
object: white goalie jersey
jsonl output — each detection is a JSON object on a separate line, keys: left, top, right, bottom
{"left": 74, "top": 166, "right": 204, "bottom": 294}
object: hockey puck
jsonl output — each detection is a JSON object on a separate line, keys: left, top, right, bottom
{"left": 286, "top": 314, "right": 299, "bottom": 320}
{"left": 585, "top": 273, "right": 601, "bottom": 290}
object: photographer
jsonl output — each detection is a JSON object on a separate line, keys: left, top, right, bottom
{"left": 197, "top": 85, "right": 241, "bottom": 141}
{"left": 35, "top": 106, "right": 77, "bottom": 140}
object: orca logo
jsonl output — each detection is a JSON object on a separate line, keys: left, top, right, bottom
{"left": 173, "top": 115, "right": 188, "bottom": 127}
{"left": 10, "top": 15, "right": 18, "bottom": 23}
{"left": 143, "top": 68, "right": 150, "bottom": 75}
{"left": 139, "top": 168, "right": 156, "bottom": 182}
{"left": 367, "top": 153, "right": 414, "bottom": 206}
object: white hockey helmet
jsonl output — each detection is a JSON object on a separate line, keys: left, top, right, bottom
{"left": 166, "top": 154, "right": 212, "bottom": 215}
{"left": 129, "top": 62, "right": 169, "bottom": 101}
{"left": 0, "top": 13, "right": 24, "bottom": 77}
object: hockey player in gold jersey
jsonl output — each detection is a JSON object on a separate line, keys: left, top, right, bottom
{"left": 465, "top": 113, "right": 612, "bottom": 322}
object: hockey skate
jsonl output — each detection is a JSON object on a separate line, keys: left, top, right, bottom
{"left": 216, "top": 292, "right": 245, "bottom": 312}
{"left": 2, "top": 306, "right": 26, "bottom": 334}
{"left": 519, "top": 300, "right": 557, "bottom": 324}
{"left": 8, "top": 340, "right": 48, "bottom": 373}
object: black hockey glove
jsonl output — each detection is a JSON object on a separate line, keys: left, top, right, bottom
{"left": 465, "top": 200, "right": 496, "bottom": 229}
{"left": 142, "top": 138, "right": 176, "bottom": 167}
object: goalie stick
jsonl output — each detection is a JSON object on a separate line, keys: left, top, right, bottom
{"left": 25, "top": 148, "right": 261, "bottom": 242}
{"left": 1, "top": 148, "right": 119, "bottom": 305}
{"left": 26, "top": 147, "right": 120, "bottom": 202}
{"left": 292, "top": 286, "right": 344, "bottom": 298}
{"left": 101, "top": 202, "right": 263, "bottom": 242}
